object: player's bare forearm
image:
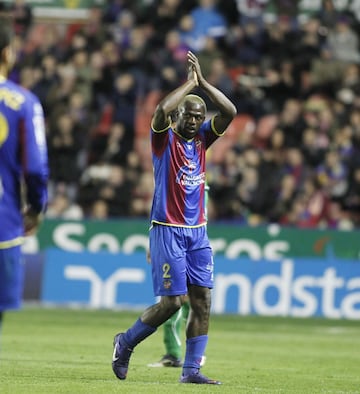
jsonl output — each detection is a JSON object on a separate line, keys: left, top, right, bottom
{"left": 188, "top": 51, "right": 237, "bottom": 131}
{"left": 201, "top": 78, "right": 237, "bottom": 119}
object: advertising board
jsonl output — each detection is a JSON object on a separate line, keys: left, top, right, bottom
{"left": 40, "top": 249, "right": 360, "bottom": 319}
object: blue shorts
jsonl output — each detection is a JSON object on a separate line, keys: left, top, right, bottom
{"left": 149, "top": 224, "right": 214, "bottom": 296}
{"left": 0, "top": 246, "right": 24, "bottom": 311}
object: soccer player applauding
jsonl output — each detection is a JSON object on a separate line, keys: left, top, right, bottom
{"left": 112, "top": 50, "right": 236, "bottom": 384}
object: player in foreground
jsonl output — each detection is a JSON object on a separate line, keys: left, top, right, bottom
{"left": 0, "top": 16, "right": 48, "bottom": 344}
{"left": 112, "top": 50, "right": 236, "bottom": 384}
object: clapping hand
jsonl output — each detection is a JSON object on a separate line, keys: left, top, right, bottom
{"left": 187, "top": 51, "right": 204, "bottom": 86}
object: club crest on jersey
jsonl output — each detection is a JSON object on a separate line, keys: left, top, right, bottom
{"left": 163, "top": 280, "right": 172, "bottom": 289}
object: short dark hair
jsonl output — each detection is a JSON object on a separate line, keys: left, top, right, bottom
{"left": 0, "top": 16, "right": 13, "bottom": 52}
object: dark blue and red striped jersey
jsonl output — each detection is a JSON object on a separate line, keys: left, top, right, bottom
{"left": 0, "top": 76, "right": 48, "bottom": 248}
{"left": 150, "top": 118, "right": 221, "bottom": 227}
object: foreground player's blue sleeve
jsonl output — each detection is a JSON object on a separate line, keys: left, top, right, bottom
{"left": 21, "top": 97, "right": 48, "bottom": 213}
{"left": 0, "top": 80, "right": 48, "bottom": 247}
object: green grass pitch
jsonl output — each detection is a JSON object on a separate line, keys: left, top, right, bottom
{"left": 1, "top": 306, "right": 359, "bottom": 393}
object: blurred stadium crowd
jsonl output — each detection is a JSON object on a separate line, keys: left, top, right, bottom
{"left": 6, "top": 0, "right": 360, "bottom": 228}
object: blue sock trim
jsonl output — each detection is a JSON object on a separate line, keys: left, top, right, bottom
{"left": 183, "top": 334, "right": 208, "bottom": 373}
{"left": 122, "top": 318, "right": 156, "bottom": 348}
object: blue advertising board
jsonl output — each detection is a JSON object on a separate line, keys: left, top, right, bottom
{"left": 212, "top": 257, "right": 360, "bottom": 319}
{"left": 42, "top": 249, "right": 154, "bottom": 309}
{"left": 41, "top": 249, "right": 360, "bottom": 319}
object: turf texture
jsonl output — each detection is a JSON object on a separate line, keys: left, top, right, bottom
{"left": 0, "top": 306, "right": 359, "bottom": 393}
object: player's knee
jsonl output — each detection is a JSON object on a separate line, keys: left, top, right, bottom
{"left": 160, "top": 295, "right": 182, "bottom": 315}
{"left": 189, "top": 288, "right": 211, "bottom": 314}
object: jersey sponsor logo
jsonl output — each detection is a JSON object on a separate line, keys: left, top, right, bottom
{"left": 176, "top": 159, "right": 205, "bottom": 187}
{"left": 176, "top": 169, "right": 206, "bottom": 187}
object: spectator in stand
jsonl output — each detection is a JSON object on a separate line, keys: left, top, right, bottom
{"left": 130, "top": 170, "right": 154, "bottom": 217}
{"left": 325, "top": 15, "right": 360, "bottom": 64}
{"left": 295, "top": 176, "right": 328, "bottom": 228}
{"left": 147, "top": 29, "right": 189, "bottom": 92}
{"left": 95, "top": 165, "right": 132, "bottom": 217}
{"left": 235, "top": 20, "right": 266, "bottom": 65}
{"left": 46, "top": 191, "right": 84, "bottom": 220}
{"left": 88, "top": 122, "right": 132, "bottom": 167}
{"left": 269, "top": 174, "right": 297, "bottom": 223}
{"left": 263, "top": 14, "right": 300, "bottom": 64}
{"left": 325, "top": 200, "right": 354, "bottom": 229}
{"left": 102, "top": 0, "right": 127, "bottom": 24}
{"left": 267, "top": 127, "right": 287, "bottom": 166}
{"left": 111, "top": 72, "right": 137, "bottom": 148}
{"left": 301, "top": 127, "right": 327, "bottom": 169}
{"left": 145, "top": 0, "right": 187, "bottom": 48}
{"left": 77, "top": 7, "right": 108, "bottom": 52}
{"left": 47, "top": 111, "right": 83, "bottom": 199}
{"left": 292, "top": 17, "right": 325, "bottom": 75}
{"left": 349, "top": 109, "right": 360, "bottom": 170}
{"left": 282, "top": 147, "right": 308, "bottom": 189}
{"left": 181, "top": 0, "right": 228, "bottom": 52}
{"left": 46, "top": 63, "right": 77, "bottom": 113}
{"left": 89, "top": 199, "right": 109, "bottom": 220}
{"left": 78, "top": 162, "right": 113, "bottom": 214}
{"left": 206, "top": 57, "right": 234, "bottom": 98}
{"left": 316, "top": 149, "right": 349, "bottom": 203}
{"left": 70, "top": 48, "right": 93, "bottom": 107}
{"left": 80, "top": 163, "right": 134, "bottom": 217}
{"left": 235, "top": 63, "right": 270, "bottom": 119}
{"left": 262, "top": 60, "right": 299, "bottom": 112}
{"left": 125, "top": 150, "right": 143, "bottom": 184}
{"left": 333, "top": 124, "right": 354, "bottom": 165}
{"left": 10, "top": 0, "right": 33, "bottom": 37}
{"left": 235, "top": 0, "right": 269, "bottom": 27}
{"left": 32, "top": 54, "right": 59, "bottom": 115}
{"left": 343, "top": 166, "right": 360, "bottom": 224}
{"left": 317, "top": 0, "right": 341, "bottom": 31}
{"left": 278, "top": 98, "right": 306, "bottom": 147}
{"left": 110, "top": 9, "right": 136, "bottom": 51}
{"left": 195, "top": 36, "right": 224, "bottom": 78}
{"left": 90, "top": 40, "right": 120, "bottom": 111}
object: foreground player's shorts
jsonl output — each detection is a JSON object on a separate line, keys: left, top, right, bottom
{"left": 0, "top": 246, "right": 24, "bottom": 311}
{"left": 149, "top": 224, "right": 214, "bottom": 296}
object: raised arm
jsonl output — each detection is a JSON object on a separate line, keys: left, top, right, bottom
{"left": 151, "top": 57, "right": 199, "bottom": 131}
{"left": 187, "top": 51, "right": 237, "bottom": 133}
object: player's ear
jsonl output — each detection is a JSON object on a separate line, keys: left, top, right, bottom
{"left": 169, "top": 109, "right": 179, "bottom": 122}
